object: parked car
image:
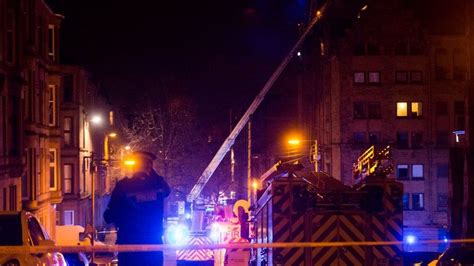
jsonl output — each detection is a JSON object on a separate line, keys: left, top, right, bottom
{"left": 435, "top": 246, "right": 474, "bottom": 265}
{"left": 0, "top": 211, "right": 67, "bottom": 266}
{"left": 56, "top": 225, "right": 117, "bottom": 266}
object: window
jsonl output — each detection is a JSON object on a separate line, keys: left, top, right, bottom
{"left": 438, "top": 194, "right": 448, "bottom": 211}
{"left": 63, "top": 164, "right": 73, "bottom": 194}
{"left": 368, "top": 132, "right": 380, "bottom": 144}
{"left": 9, "top": 186, "right": 16, "bottom": 211}
{"left": 395, "top": 71, "right": 408, "bottom": 83}
{"left": 63, "top": 210, "right": 74, "bottom": 225}
{"left": 410, "top": 71, "right": 423, "bottom": 83}
{"left": 63, "top": 74, "right": 74, "bottom": 102}
{"left": 63, "top": 117, "right": 73, "bottom": 146}
{"left": 397, "top": 132, "right": 409, "bottom": 149}
{"left": 353, "top": 102, "right": 366, "bottom": 119}
{"left": 396, "top": 164, "right": 409, "bottom": 180}
{"left": 353, "top": 72, "right": 365, "bottom": 84}
{"left": 353, "top": 132, "right": 366, "bottom": 144}
{"left": 403, "top": 193, "right": 410, "bottom": 210}
{"left": 353, "top": 43, "right": 365, "bottom": 55}
{"left": 48, "top": 25, "right": 55, "bottom": 60}
{"left": 436, "top": 131, "right": 450, "bottom": 148}
{"left": 412, "top": 193, "right": 424, "bottom": 210}
{"left": 455, "top": 116, "right": 465, "bottom": 131}
{"left": 368, "top": 72, "right": 381, "bottom": 84}
{"left": 454, "top": 101, "right": 465, "bottom": 115}
{"left": 366, "top": 43, "right": 380, "bottom": 55}
{"left": 48, "top": 85, "right": 56, "bottom": 126}
{"left": 453, "top": 48, "right": 466, "bottom": 80}
{"left": 437, "top": 164, "right": 449, "bottom": 178}
{"left": 436, "top": 101, "right": 448, "bottom": 116}
{"left": 410, "top": 102, "right": 422, "bottom": 117}
{"left": 367, "top": 102, "right": 381, "bottom": 119}
{"left": 109, "top": 111, "right": 114, "bottom": 126}
{"left": 2, "top": 188, "right": 6, "bottom": 211}
{"left": 6, "top": 10, "right": 14, "bottom": 63}
{"left": 435, "top": 48, "right": 448, "bottom": 80}
{"left": 411, "top": 132, "right": 423, "bottom": 149}
{"left": 396, "top": 102, "right": 408, "bottom": 117}
{"left": 49, "top": 149, "right": 58, "bottom": 191}
{"left": 395, "top": 42, "right": 408, "bottom": 55}
{"left": 412, "top": 164, "right": 424, "bottom": 180}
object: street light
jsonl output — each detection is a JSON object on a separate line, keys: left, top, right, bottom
{"left": 286, "top": 137, "right": 319, "bottom": 172}
{"left": 288, "top": 139, "right": 302, "bottom": 146}
{"left": 90, "top": 115, "right": 103, "bottom": 125}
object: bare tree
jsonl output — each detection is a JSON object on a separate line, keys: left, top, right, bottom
{"left": 121, "top": 93, "right": 207, "bottom": 191}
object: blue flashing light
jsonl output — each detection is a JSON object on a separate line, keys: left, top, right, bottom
{"left": 443, "top": 237, "right": 449, "bottom": 243}
{"left": 185, "top": 213, "right": 191, "bottom": 219}
{"left": 405, "top": 235, "right": 416, "bottom": 245}
{"left": 165, "top": 224, "right": 189, "bottom": 245}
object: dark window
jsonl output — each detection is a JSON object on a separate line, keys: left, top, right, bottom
{"left": 435, "top": 48, "right": 448, "bottom": 80}
{"left": 438, "top": 194, "right": 448, "bottom": 211}
{"left": 368, "top": 132, "right": 380, "bottom": 144}
{"left": 367, "top": 43, "right": 380, "bottom": 55}
{"left": 454, "top": 101, "right": 465, "bottom": 115}
{"left": 403, "top": 193, "right": 410, "bottom": 210}
{"left": 0, "top": 214, "right": 22, "bottom": 246}
{"left": 353, "top": 132, "right": 366, "bottom": 144}
{"left": 354, "top": 72, "right": 365, "bottom": 84}
{"left": 64, "top": 164, "right": 73, "bottom": 194}
{"left": 411, "top": 132, "right": 423, "bottom": 149}
{"left": 353, "top": 102, "right": 366, "bottom": 119}
{"left": 409, "top": 43, "right": 423, "bottom": 55}
{"left": 367, "top": 102, "right": 381, "bottom": 119}
{"left": 436, "top": 131, "right": 450, "bottom": 148}
{"left": 396, "top": 164, "right": 409, "bottom": 180}
{"left": 436, "top": 101, "right": 448, "bottom": 116}
{"left": 9, "top": 185, "right": 16, "bottom": 211}
{"left": 353, "top": 43, "right": 365, "bottom": 55}
{"left": 410, "top": 71, "right": 423, "bottom": 83}
{"left": 47, "top": 26, "right": 54, "bottom": 60}
{"left": 21, "top": 172, "right": 28, "bottom": 199}
{"left": 395, "top": 42, "right": 408, "bottom": 55}
{"left": 10, "top": 96, "right": 20, "bottom": 156}
{"left": 368, "top": 72, "right": 381, "bottom": 84}
{"left": 412, "top": 193, "right": 424, "bottom": 210}
{"left": 456, "top": 116, "right": 465, "bottom": 131}
{"left": 412, "top": 164, "right": 424, "bottom": 180}
{"left": 6, "top": 10, "right": 14, "bottom": 63}
{"left": 397, "top": 132, "right": 409, "bottom": 149}
{"left": 395, "top": 71, "right": 408, "bottom": 83}
{"left": 453, "top": 48, "right": 466, "bottom": 80}
{"left": 63, "top": 117, "right": 73, "bottom": 146}
{"left": 437, "top": 164, "right": 449, "bottom": 178}
{"left": 0, "top": 74, "right": 5, "bottom": 90}
{"left": 63, "top": 75, "right": 74, "bottom": 102}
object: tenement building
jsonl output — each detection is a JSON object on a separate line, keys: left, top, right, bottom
{"left": 314, "top": 1, "right": 468, "bottom": 251}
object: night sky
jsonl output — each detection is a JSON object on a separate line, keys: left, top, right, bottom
{"left": 45, "top": 0, "right": 318, "bottom": 159}
{"left": 45, "top": 0, "right": 464, "bottom": 157}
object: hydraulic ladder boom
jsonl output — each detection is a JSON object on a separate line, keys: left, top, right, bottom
{"left": 187, "top": 6, "right": 326, "bottom": 202}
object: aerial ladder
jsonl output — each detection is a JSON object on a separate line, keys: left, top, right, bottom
{"left": 186, "top": 6, "right": 327, "bottom": 203}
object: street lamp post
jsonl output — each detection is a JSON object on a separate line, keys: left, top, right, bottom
{"left": 287, "top": 138, "right": 319, "bottom": 173}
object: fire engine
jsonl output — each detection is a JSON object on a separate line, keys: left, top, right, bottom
{"left": 251, "top": 145, "right": 404, "bottom": 265}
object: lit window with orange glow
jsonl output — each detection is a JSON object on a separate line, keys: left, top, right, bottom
{"left": 396, "top": 102, "right": 408, "bottom": 117}
{"left": 411, "top": 102, "right": 422, "bottom": 117}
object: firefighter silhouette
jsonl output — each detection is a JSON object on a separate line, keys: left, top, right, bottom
{"left": 104, "top": 151, "right": 170, "bottom": 266}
